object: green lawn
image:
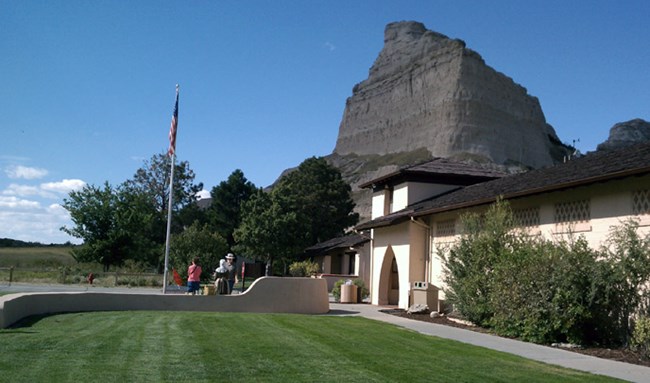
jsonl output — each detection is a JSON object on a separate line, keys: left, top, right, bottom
{"left": 0, "top": 312, "right": 623, "bottom": 382}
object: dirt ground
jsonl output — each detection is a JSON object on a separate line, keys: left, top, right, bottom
{"left": 382, "top": 309, "right": 650, "bottom": 368}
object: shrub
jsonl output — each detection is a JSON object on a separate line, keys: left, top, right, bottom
{"left": 490, "top": 236, "right": 600, "bottom": 344}
{"left": 598, "top": 219, "right": 650, "bottom": 345}
{"left": 288, "top": 260, "right": 320, "bottom": 277}
{"left": 440, "top": 198, "right": 517, "bottom": 327}
{"left": 631, "top": 316, "right": 650, "bottom": 359}
{"left": 441, "top": 199, "right": 649, "bottom": 346}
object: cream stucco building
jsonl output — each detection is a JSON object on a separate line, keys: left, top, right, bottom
{"left": 356, "top": 143, "right": 650, "bottom": 310}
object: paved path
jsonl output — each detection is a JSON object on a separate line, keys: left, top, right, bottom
{"left": 329, "top": 302, "right": 650, "bottom": 383}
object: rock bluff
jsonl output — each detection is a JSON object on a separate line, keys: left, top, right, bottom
{"left": 333, "top": 21, "right": 569, "bottom": 168}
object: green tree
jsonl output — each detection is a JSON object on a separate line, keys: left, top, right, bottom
{"left": 273, "top": 156, "right": 359, "bottom": 249}
{"left": 235, "top": 157, "right": 358, "bottom": 274}
{"left": 61, "top": 182, "right": 157, "bottom": 271}
{"left": 206, "top": 169, "right": 256, "bottom": 250}
{"left": 168, "top": 222, "right": 228, "bottom": 283}
{"left": 126, "top": 153, "right": 203, "bottom": 234}
{"left": 125, "top": 153, "right": 204, "bottom": 268}
{"left": 235, "top": 189, "right": 298, "bottom": 276}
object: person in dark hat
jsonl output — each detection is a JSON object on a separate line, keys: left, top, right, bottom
{"left": 224, "top": 253, "right": 238, "bottom": 294}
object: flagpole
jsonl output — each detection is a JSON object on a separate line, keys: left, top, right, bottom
{"left": 162, "top": 84, "right": 179, "bottom": 294}
{"left": 162, "top": 152, "right": 175, "bottom": 294}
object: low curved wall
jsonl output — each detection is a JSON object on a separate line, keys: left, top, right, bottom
{"left": 0, "top": 277, "right": 329, "bottom": 328}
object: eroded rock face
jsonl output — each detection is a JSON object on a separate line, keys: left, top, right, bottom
{"left": 597, "top": 119, "right": 650, "bottom": 151}
{"left": 334, "top": 21, "right": 569, "bottom": 169}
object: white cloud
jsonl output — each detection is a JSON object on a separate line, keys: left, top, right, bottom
{"left": 0, "top": 200, "right": 79, "bottom": 244}
{"left": 5, "top": 165, "right": 48, "bottom": 180}
{"left": 324, "top": 41, "right": 336, "bottom": 51}
{"left": 41, "top": 179, "right": 86, "bottom": 194}
{"left": 0, "top": 195, "right": 41, "bottom": 209}
{"left": 3, "top": 183, "right": 41, "bottom": 197}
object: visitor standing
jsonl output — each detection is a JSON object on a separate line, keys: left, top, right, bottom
{"left": 225, "top": 253, "right": 238, "bottom": 294}
{"left": 213, "top": 259, "right": 229, "bottom": 295}
{"left": 187, "top": 257, "right": 202, "bottom": 295}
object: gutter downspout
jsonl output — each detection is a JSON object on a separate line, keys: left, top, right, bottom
{"left": 410, "top": 217, "right": 431, "bottom": 283}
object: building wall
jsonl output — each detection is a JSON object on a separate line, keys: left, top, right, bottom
{"left": 408, "top": 182, "right": 459, "bottom": 207}
{"left": 428, "top": 174, "right": 650, "bottom": 300}
{"left": 371, "top": 182, "right": 464, "bottom": 219}
{"left": 370, "top": 173, "right": 650, "bottom": 310}
{"left": 371, "top": 222, "right": 410, "bottom": 306}
{"left": 371, "top": 190, "right": 387, "bottom": 219}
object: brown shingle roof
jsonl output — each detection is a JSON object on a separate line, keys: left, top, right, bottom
{"left": 303, "top": 233, "right": 370, "bottom": 257}
{"left": 358, "top": 157, "right": 507, "bottom": 189}
{"left": 356, "top": 143, "right": 650, "bottom": 230}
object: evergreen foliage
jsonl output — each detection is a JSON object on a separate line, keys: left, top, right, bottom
{"left": 206, "top": 169, "right": 256, "bottom": 250}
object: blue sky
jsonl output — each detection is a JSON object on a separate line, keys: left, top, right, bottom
{"left": 1, "top": 0, "right": 649, "bottom": 244}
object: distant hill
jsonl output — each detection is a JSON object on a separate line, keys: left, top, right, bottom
{"left": 0, "top": 238, "right": 74, "bottom": 248}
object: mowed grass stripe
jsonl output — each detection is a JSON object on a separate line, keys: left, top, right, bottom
{"left": 0, "top": 311, "right": 623, "bottom": 383}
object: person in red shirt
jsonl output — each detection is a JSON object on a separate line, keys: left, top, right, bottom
{"left": 187, "top": 257, "right": 202, "bottom": 295}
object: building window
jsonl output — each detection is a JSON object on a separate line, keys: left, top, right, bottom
{"left": 436, "top": 219, "right": 456, "bottom": 237}
{"left": 555, "top": 200, "right": 590, "bottom": 224}
{"left": 554, "top": 199, "right": 591, "bottom": 233}
{"left": 513, "top": 207, "right": 540, "bottom": 227}
{"left": 633, "top": 190, "right": 650, "bottom": 215}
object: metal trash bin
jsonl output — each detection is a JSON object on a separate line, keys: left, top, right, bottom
{"left": 340, "top": 284, "right": 358, "bottom": 303}
{"left": 410, "top": 281, "right": 439, "bottom": 311}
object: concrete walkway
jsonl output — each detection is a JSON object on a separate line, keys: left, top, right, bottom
{"left": 329, "top": 302, "right": 650, "bottom": 383}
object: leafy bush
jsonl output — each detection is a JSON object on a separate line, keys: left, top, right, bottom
{"left": 440, "top": 198, "right": 517, "bottom": 327}
{"left": 490, "top": 236, "right": 600, "bottom": 344}
{"left": 288, "top": 260, "right": 320, "bottom": 277}
{"left": 441, "top": 200, "right": 650, "bottom": 347}
{"left": 631, "top": 316, "right": 650, "bottom": 359}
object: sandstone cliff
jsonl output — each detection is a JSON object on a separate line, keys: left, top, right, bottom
{"left": 597, "top": 119, "right": 650, "bottom": 151}
{"left": 333, "top": 21, "right": 570, "bottom": 169}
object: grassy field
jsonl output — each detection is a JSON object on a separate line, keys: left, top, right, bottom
{"left": 0, "top": 246, "right": 77, "bottom": 268}
{"left": 0, "top": 311, "right": 623, "bottom": 382}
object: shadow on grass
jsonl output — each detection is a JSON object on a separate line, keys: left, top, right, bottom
{"left": 322, "top": 309, "right": 360, "bottom": 316}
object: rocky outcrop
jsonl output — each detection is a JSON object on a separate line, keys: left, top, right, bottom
{"left": 333, "top": 21, "right": 570, "bottom": 169}
{"left": 597, "top": 119, "right": 650, "bottom": 151}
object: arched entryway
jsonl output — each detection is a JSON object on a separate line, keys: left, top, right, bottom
{"left": 378, "top": 246, "right": 400, "bottom": 305}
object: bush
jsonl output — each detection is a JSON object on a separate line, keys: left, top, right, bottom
{"left": 288, "top": 260, "right": 320, "bottom": 277}
{"left": 490, "top": 237, "right": 599, "bottom": 344}
{"left": 631, "top": 316, "right": 650, "bottom": 359}
{"left": 440, "top": 198, "right": 517, "bottom": 327}
{"left": 441, "top": 200, "right": 650, "bottom": 347}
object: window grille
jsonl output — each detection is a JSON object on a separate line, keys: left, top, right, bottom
{"left": 436, "top": 219, "right": 456, "bottom": 237}
{"left": 633, "top": 190, "right": 650, "bottom": 215}
{"left": 554, "top": 200, "right": 590, "bottom": 224}
{"left": 513, "top": 207, "right": 540, "bottom": 227}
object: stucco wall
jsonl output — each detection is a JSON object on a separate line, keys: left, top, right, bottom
{"left": 0, "top": 277, "right": 329, "bottom": 329}
{"left": 428, "top": 175, "right": 650, "bottom": 301}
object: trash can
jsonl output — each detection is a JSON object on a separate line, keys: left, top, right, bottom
{"left": 203, "top": 285, "right": 216, "bottom": 296}
{"left": 410, "top": 281, "right": 439, "bottom": 311}
{"left": 340, "top": 284, "right": 358, "bottom": 303}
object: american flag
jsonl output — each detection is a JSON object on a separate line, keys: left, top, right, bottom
{"left": 168, "top": 85, "right": 179, "bottom": 156}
